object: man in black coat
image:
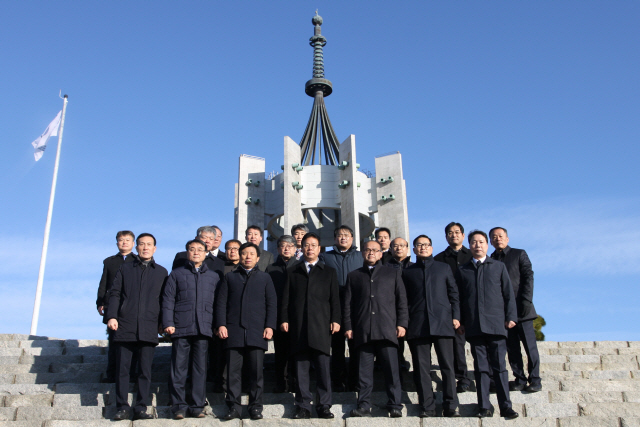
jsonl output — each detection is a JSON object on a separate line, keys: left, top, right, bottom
{"left": 162, "top": 239, "right": 220, "bottom": 419}
{"left": 433, "top": 222, "right": 473, "bottom": 393}
{"left": 387, "top": 238, "right": 413, "bottom": 271}
{"left": 490, "top": 227, "right": 541, "bottom": 393}
{"left": 245, "top": 225, "right": 274, "bottom": 271}
{"left": 456, "top": 230, "right": 518, "bottom": 419}
{"left": 212, "top": 225, "right": 226, "bottom": 261}
{"left": 96, "top": 230, "right": 136, "bottom": 383}
{"left": 266, "top": 235, "right": 298, "bottom": 393}
{"left": 172, "top": 226, "right": 225, "bottom": 276}
{"left": 216, "top": 242, "right": 277, "bottom": 421}
{"left": 403, "top": 235, "right": 461, "bottom": 418}
{"left": 291, "top": 223, "right": 309, "bottom": 261}
{"left": 106, "top": 233, "right": 168, "bottom": 421}
{"left": 343, "top": 240, "right": 408, "bottom": 418}
{"left": 281, "top": 233, "right": 341, "bottom": 420}
{"left": 375, "top": 227, "right": 394, "bottom": 264}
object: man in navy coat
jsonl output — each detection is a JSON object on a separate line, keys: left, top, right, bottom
{"left": 456, "top": 230, "right": 518, "bottom": 419}
{"left": 216, "top": 242, "right": 277, "bottom": 421}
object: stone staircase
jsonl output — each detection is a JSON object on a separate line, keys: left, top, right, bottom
{"left": 1, "top": 333, "right": 639, "bottom": 426}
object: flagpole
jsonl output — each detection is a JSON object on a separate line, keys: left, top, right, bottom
{"left": 30, "top": 94, "right": 68, "bottom": 336}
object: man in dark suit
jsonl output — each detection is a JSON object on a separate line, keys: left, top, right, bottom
{"left": 490, "top": 227, "right": 541, "bottom": 393}
{"left": 172, "top": 226, "right": 225, "bottom": 276}
{"left": 281, "top": 233, "right": 341, "bottom": 419}
{"left": 375, "top": 227, "right": 394, "bottom": 264}
{"left": 266, "top": 235, "right": 298, "bottom": 393}
{"left": 387, "top": 238, "right": 412, "bottom": 271}
{"left": 402, "top": 235, "right": 461, "bottom": 418}
{"left": 107, "top": 233, "right": 168, "bottom": 421}
{"left": 212, "top": 225, "right": 226, "bottom": 261}
{"left": 245, "top": 225, "right": 274, "bottom": 271}
{"left": 291, "top": 223, "right": 309, "bottom": 261}
{"left": 96, "top": 230, "right": 136, "bottom": 383}
{"left": 223, "top": 239, "right": 241, "bottom": 274}
{"left": 434, "top": 222, "right": 473, "bottom": 393}
{"left": 216, "top": 242, "right": 277, "bottom": 420}
{"left": 343, "top": 240, "right": 407, "bottom": 418}
{"left": 456, "top": 230, "right": 519, "bottom": 419}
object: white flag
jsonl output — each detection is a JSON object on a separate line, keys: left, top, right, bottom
{"left": 31, "top": 111, "right": 62, "bottom": 161}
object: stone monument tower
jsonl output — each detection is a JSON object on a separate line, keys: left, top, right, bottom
{"left": 234, "top": 12, "right": 410, "bottom": 254}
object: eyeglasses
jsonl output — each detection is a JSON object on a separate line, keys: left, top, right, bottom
{"left": 279, "top": 244, "right": 296, "bottom": 249}
{"left": 226, "top": 247, "right": 240, "bottom": 252}
{"left": 303, "top": 243, "right": 319, "bottom": 249}
{"left": 188, "top": 248, "right": 206, "bottom": 253}
{"left": 363, "top": 249, "right": 380, "bottom": 254}
{"left": 415, "top": 243, "right": 431, "bottom": 249}
{"left": 336, "top": 234, "right": 352, "bottom": 238}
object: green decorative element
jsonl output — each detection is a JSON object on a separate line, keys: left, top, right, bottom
{"left": 245, "top": 179, "right": 253, "bottom": 186}
{"left": 357, "top": 182, "right": 361, "bottom": 188}
{"left": 254, "top": 180, "right": 260, "bottom": 187}
{"left": 338, "top": 160, "right": 349, "bottom": 170}
{"left": 387, "top": 176, "right": 394, "bottom": 182}
{"left": 381, "top": 195, "right": 387, "bottom": 201}
{"left": 380, "top": 178, "right": 386, "bottom": 183}
{"left": 355, "top": 163, "right": 360, "bottom": 169}
{"left": 292, "top": 181, "right": 300, "bottom": 187}
{"left": 533, "top": 315, "right": 546, "bottom": 341}
{"left": 292, "top": 163, "right": 300, "bottom": 168}
{"left": 295, "top": 166, "right": 304, "bottom": 172}
{"left": 388, "top": 194, "right": 395, "bottom": 200}
{"left": 295, "top": 184, "right": 303, "bottom": 190}
{"left": 281, "top": 165, "right": 285, "bottom": 170}
{"left": 245, "top": 197, "right": 252, "bottom": 204}
{"left": 339, "top": 180, "right": 350, "bottom": 189}
{"left": 254, "top": 198, "right": 260, "bottom": 204}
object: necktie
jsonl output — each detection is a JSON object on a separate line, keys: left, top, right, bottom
{"left": 308, "top": 264, "right": 313, "bottom": 274}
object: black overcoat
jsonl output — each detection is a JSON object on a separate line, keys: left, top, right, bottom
{"left": 280, "top": 261, "right": 341, "bottom": 355}
{"left": 106, "top": 259, "right": 168, "bottom": 344}
{"left": 161, "top": 262, "right": 219, "bottom": 338}
{"left": 343, "top": 264, "right": 408, "bottom": 348}
{"left": 172, "top": 251, "right": 225, "bottom": 277}
{"left": 215, "top": 267, "right": 277, "bottom": 350}
{"left": 456, "top": 257, "right": 517, "bottom": 339}
{"left": 402, "top": 257, "right": 460, "bottom": 339}
{"left": 490, "top": 246, "right": 537, "bottom": 322}
{"left": 266, "top": 256, "right": 299, "bottom": 325}
{"left": 387, "top": 256, "right": 413, "bottom": 271}
{"left": 434, "top": 246, "right": 472, "bottom": 278}
{"left": 96, "top": 253, "right": 136, "bottom": 324}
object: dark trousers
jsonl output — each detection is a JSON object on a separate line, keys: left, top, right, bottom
{"left": 226, "top": 347, "right": 264, "bottom": 412}
{"left": 468, "top": 335, "right": 512, "bottom": 411}
{"left": 106, "top": 327, "right": 117, "bottom": 380}
{"left": 356, "top": 340, "right": 402, "bottom": 411}
{"left": 408, "top": 336, "right": 458, "bottom": 411}
{"left": 115, "top": 341, "right": 155, "bottom": 412}
{"left": 330, "top": 333, "right": 357, "bottom": 390}
{"left": 207, "top": 336, "right": 226, "bottom": 389}
{"left": 170, "top": 335, "right": 208, "bottom": 414}
{"left": 507, "top": 320, "right": 541, "bottom": 386}
{"left": 273, "top": 329, "right": 294, "bottom": 391}
{"left": 453, "top": 331, "right": 470, "bottom": 385}
{"left": 294, "top": 349, "right": 332, "bottom": 412}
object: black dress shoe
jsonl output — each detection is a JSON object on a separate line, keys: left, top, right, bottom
{"left": 249, "top": 408, "right": 263, "bottom": 420}
{"left": 525, "top": 383, "right": 542, "bottom": 393}
{"left": 389, "top": 408, "right": 403, "bottom": 418}
{"left": 443, "top": 408, "right": 461, "bottom": 417}
{"left": 133, "top": 411, "right": 153, "bottom": 420}
{"left": 292, "top": 407, "right": 311, "bottom": 419}
{"left": 419, "top": 409, "right": 436, "bottom": 418}
{"left": 317, "top": 407, "right": 334, "bottom": 419}
{"left": 477, "top": 408, "right": 493, "bottom": 418}
{"left": 350, "top": 407, "right": 372, "bottom": 417}
{"left": 112, "top": 408, "right": 131, "bottom": 421}
{"left": 500, "top": 408, "right": 519, "bottom": 419}
{"left": 222, "top": 408, "right": 241, "bottom": 420}
{"left": 191, "top": 410, "right": 206, "bottom": 418}
{"left": 456, "top": 382, "right": 470, "bottom": 393}
{"left": 509, "top": 381, "right": 526, "bottom": 391}
{"left": 173, "top": 410, "right": 186, "bottom": 420}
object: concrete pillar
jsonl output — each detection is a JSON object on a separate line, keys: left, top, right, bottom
{"left": 375, "top": 152, "right": 410, "bottom": 241}
{"left": 339, "top": 135, "right": 360, "bottom": 246}
{"left": 282, "top": 136, "right": 304, "bottom": 237}
{"left": 234, "top": 155, "right": 266, "bottom": 246}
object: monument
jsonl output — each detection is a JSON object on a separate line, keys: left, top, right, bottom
{"left": 233, "top": 12, "right": 410, "bottom": 253}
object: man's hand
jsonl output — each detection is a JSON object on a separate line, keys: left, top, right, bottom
{"left": 280, "top": 322, "right": 289, "bottom": 332}
{"left": 263, "top": 328, "right": 273, "bottom": 340}
{"left": 456, "top": 325, "right": 465, "bottom": 335}
{"left": 217, "top": 326, "right": 228, "bottom": 339}
{"left": 345, "top": 330, "right": 353, "bottom": 339}
{"left": 97, "top": 306, "right": 104, "bottom": 316}
{"left": 107, "top": 319, "right": 118, "bottom": 331}
{"left": 164, "top": 327, "right": 175, "bottom": 335}
{"left": 331, "top": 323, "right": 340, "bottom": 334}
{"left": 453, "top": 319, "right": 460, "bottom": 329}
{"left": 506, "top": 321, "right": 516, "bottom": 329}
{"left": 396, "top": 326, "right": 406, "bottom": 338}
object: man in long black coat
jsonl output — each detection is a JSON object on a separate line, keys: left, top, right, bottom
{"left": 343, "top": 240, "right": 408, "bottom": 418}
{"left": 456, "top": 230, "right": 518, "bottom": 419}
{"left": 245, "top": 225, "right": 274, "bottom": 271}
{"left": 96, "top": 230, "right": 136, "bottom": 383}
{"left": 280, "top": 233, "right": 341, "bottom": 420}
{"left": 172, "top": 226, "right": 225, "bottom": 276}
{"left": 403, "top": 235, "right": 461, "bottom": 418}
{"left": 216, "top": 242, "right": 277, "bottom": 421}
{"left": 106, "top": 233, "right": 168, "bottom": 421}
{"left": 489, "top": 227, "right": 541, "bottom": 393}
{"left": 433, "top": 222, "right": 473, "bottom": 393}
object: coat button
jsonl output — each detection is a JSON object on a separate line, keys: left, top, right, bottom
{"left": 371, "top": 295, "right": 374, "bottom": 298}
{"left": 372, "top": 312, "right": 375, "bottom": 314}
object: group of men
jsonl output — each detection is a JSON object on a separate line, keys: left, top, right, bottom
{"left": 97, "top": 221, "right": 540, "bottom": 421}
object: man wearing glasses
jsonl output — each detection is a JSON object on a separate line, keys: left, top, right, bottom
{"left": 402, "top": 235, "right": 461, "bottom": 418}
{"left": 388, "top": 237, "right": 412, "bottom": 271}
{"left": 172, "top": 226, "right": 225, "bottom": 278}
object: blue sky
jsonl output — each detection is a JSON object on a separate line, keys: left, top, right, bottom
{"left": 1, "top": 2, "right": 638, "bottom": 341}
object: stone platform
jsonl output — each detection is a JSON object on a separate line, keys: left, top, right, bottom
{"left": 1, "top": 333, "right": 639, "bottom": 426}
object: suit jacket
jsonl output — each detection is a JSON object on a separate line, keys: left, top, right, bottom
{"left": 490, "top": 246, "right": 537, "bottom": 322}
{"left": 434, "top": 246, "right": 472, "bottom": 279}
{"left": 456, "top": 257, "right": 517, "bottom": 339}
{"left": 402, "top": 257, "right": 460, "bottom": 339}
{"left": 215, "top": 267, "right": 277, "bottom": 350}
{"left": 381, "top": 250, "right": 394, "bottom": 265}
{"left": 216, "top": 250, "right": 226, "bottom": 262}
{"left": 106, "top": 259, "right": 168, "bottom": 344}
{"left": 97, "top": 253, "right": 136, "bottom": 324}
{"left": 172, "top": 251, "right": 224, "bottom": 278}
{"left": 343, "top": 264, "right": 408, "bottom": 348}
{"left": 280, "top": 261, "right": 341, "bottom": 355}
{"left": 266, "top": 256, "right": 299, "bottom": 325}
{"left": 256, "top": 249, "right": 274, "bottom": 272}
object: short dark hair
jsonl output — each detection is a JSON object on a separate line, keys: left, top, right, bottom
{"left": 225, "top": 239, "right": 242, "bottom": 250}
{"left": 468, "top": 230, "right": 488, "bottom": 244}
{"left": 412, "top": 234, "right": 432, "bottom": 247}
{"left": 245, "top": 225, "right": 263, "bottom": 237}
{"left": 364, "top": 240, "right": 382, "bottom": 249}
{"left": 334, "top": 225, "right": 354, "bottom": 238}
{"left": 239, "top": 242, "right": 260, "bottom": 256}
{"left": 302, "top": 232, "right": 321, "bottom": 246}
{"left": 136, "top": 233, "right": 156, "bottom": 246}
{"left": 489, "top": 227, "right": 508, "bottom": 237}
{"left": 211, "top": 225, "right": 222, "bottom": 236}
{"left": 185, "top": 239, "right": 206, "bottom": 251}
{"left": 116, "top": 230, "right": 135, "bottom": 240}
{"left": 291, "top": 223, "right": 309, "bottom": 234}
{"left": 374, "top": 227, "right": 391, "bottom": 239}
{"left": 445, "top": 222, "right": 464, "bottom": 235}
